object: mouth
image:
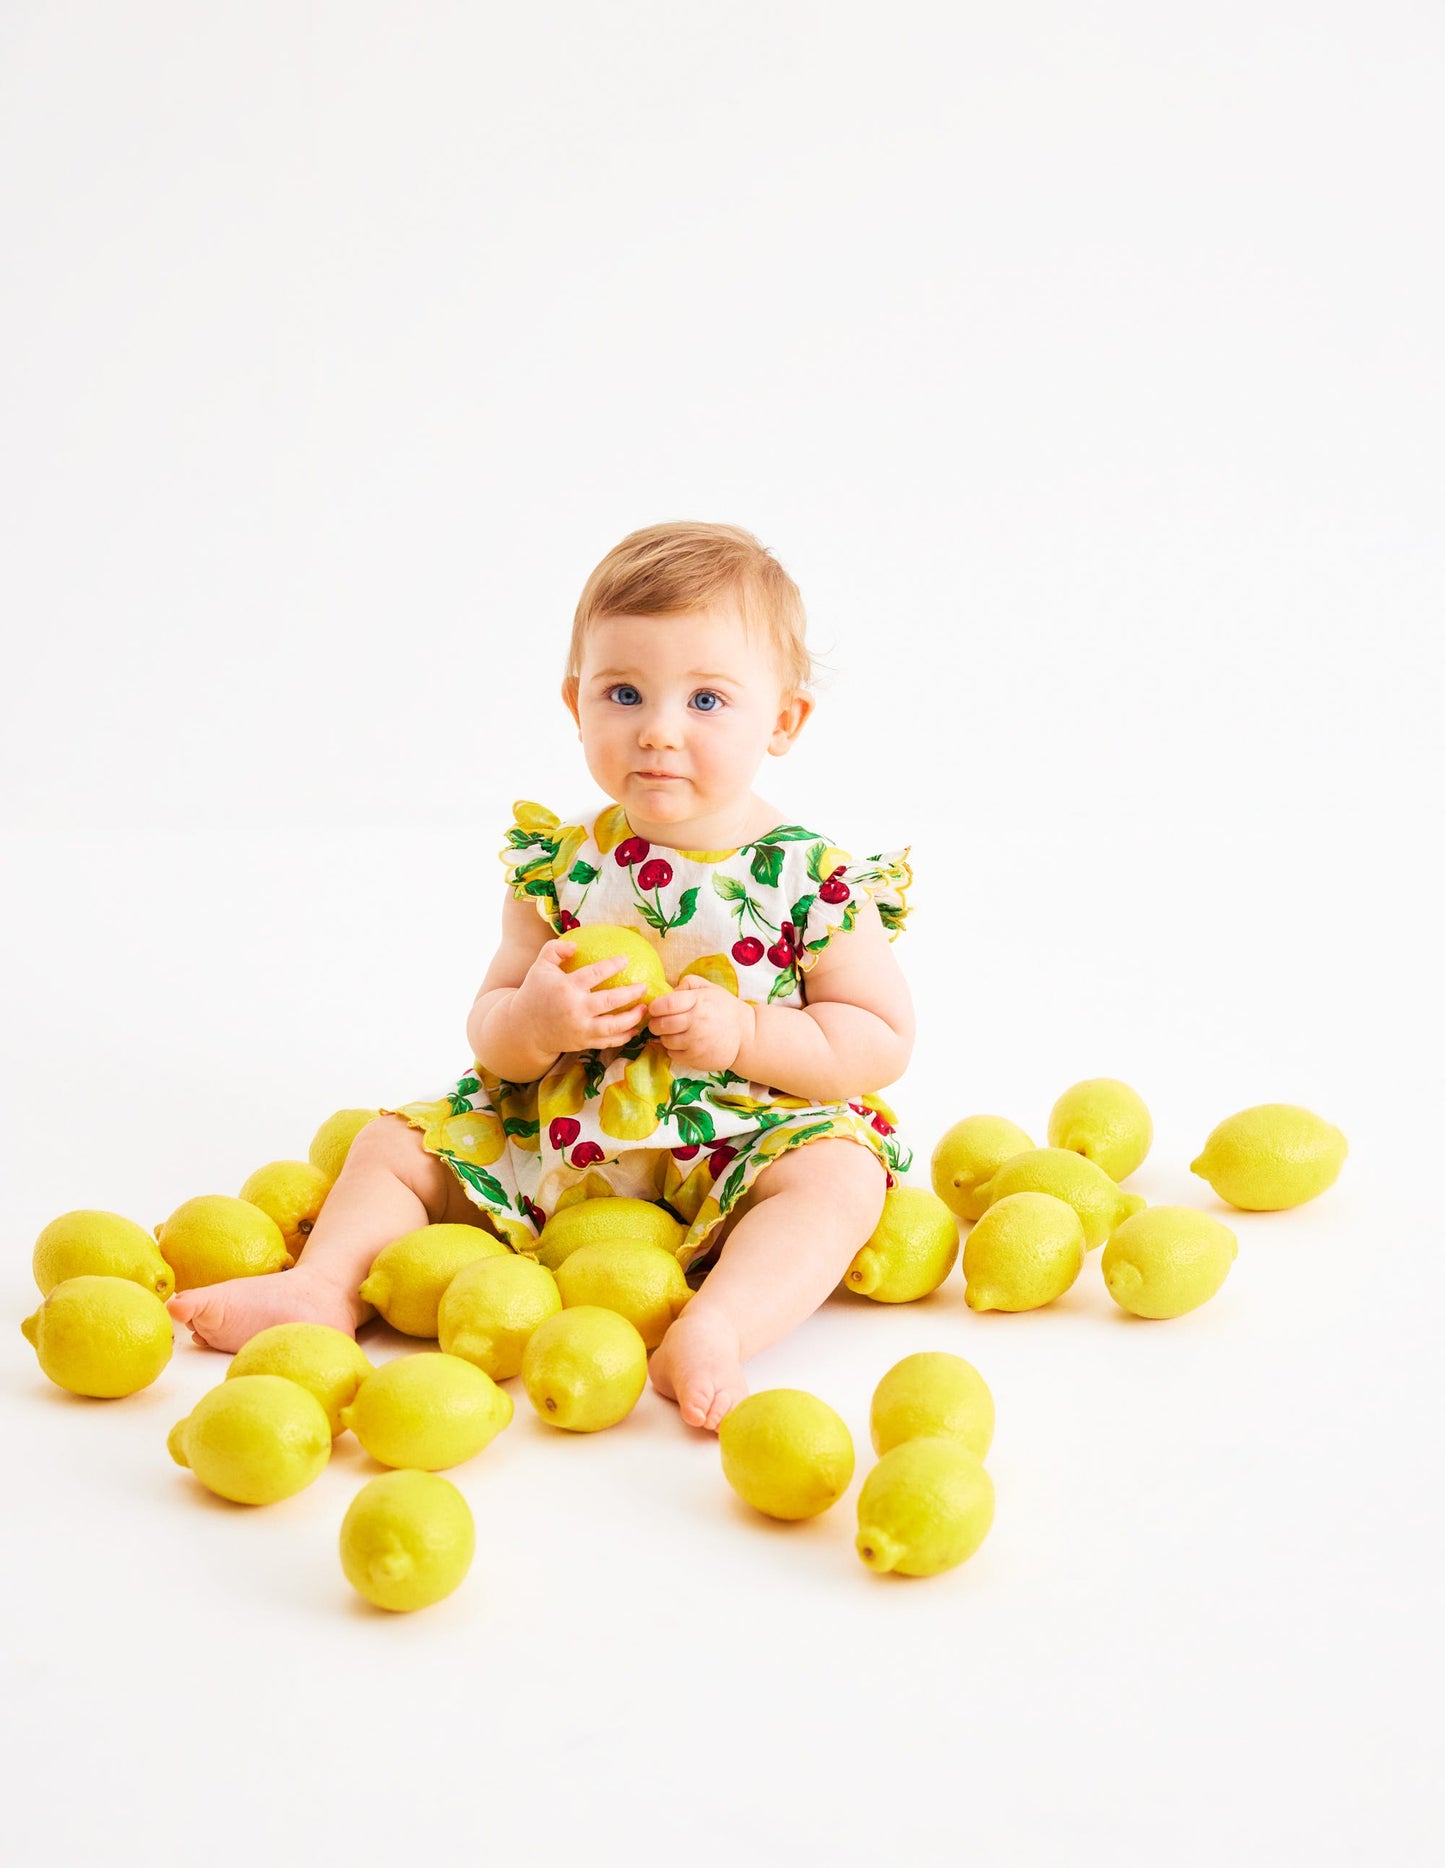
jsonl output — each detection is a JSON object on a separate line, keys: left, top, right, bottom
{"left": 634, "top": 771, "right": 685, "bottom": 781}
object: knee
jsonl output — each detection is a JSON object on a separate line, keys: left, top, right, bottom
{"left": 343, "top": 1114, "right": 426, "bottom": 1177}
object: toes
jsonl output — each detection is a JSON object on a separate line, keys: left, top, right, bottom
{"left": 677, "top": 1379, "right": 715, "bottom": 1429}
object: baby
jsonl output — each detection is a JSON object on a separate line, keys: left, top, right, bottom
{"left": 168, "top": 521, "right": 916, "bottom": 1431}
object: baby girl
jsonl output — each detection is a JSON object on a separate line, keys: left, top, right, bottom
{"left": 168, "top": 521, "right": 916, "bottom": 1431}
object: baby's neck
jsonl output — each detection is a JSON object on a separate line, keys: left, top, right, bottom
{"left": 620, "top": 794, "right": 784, "bottom": 852}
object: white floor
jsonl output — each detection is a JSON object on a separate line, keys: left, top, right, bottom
{"left": 3, "top": 825, "right": 1435, "bottom": 1867}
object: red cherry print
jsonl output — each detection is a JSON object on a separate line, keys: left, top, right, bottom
{"left": 519, "top": 1195, "right": 545, "bottom": 1228}
{"left": 549, "top": 1116, "right": 581, "bottom": 1150}
{"left": 870, "top": 1112, "right": 894, "bottom": 1135}
{"left": 766, "top": 940, "right": 793, "bottom": 967}
{"left": 707, "top": 1144, "right": 738, "bottom": 1176}
{"left": 830, "top": 864, "right": 847, "bottom": 878}
{"left": 780, "top": 921, "right": 798, "bottom": 949}
{"left": 637, "top": 858, "right": 673, "bottom": 891}
{"left": 848, "top": 1101, "right": 869, "bottom": 1117}
{"left": 732, "top": 937, "right": 765, "bottom": 966}
{"left": 555, "top": 910, "right": 580, "bottom": 931}
{"left": 671, "top": 1143, "right": 702, "bottom": 1160}
{"left": 820, "top": 879, "right": 850, "bottom": 903}
{"left": 884, "top": 1168, "right": 896, "bottom": 1189}
{"left": 615, "top": 836, "right": 650, "bottom": 866}
{"left": 570, "top": 1141, "right": 606, "bottom": 1167}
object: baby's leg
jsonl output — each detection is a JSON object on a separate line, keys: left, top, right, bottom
{"left": 650, "top": 1137, "right": 888, "bottom": 1432}
{"left": 167, "top": 1116, "right": 483, "bottom": 1353}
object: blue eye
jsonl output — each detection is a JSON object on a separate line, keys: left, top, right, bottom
{"left": 602, "top": 684, "right": 726, "bottom": 712}
{"left": 692, "top": 690, "right": 724, "bottom": 712}
{"left": 607, "top": 684, "right": 641, "bottom": 706}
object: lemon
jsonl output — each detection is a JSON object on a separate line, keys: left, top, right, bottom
{"left": 1191, "top": 1104, "right": 1348, "bottom": 1210}
{"left": 557, "top": 924, "right": 669, "bottom": 1006}
{"left": 340, "top": 1470, "right": 476, "bottom": 1613}
{"left": 718, "top": 1389, "right": 855, "bottom": 1520}
{"left": 975, "top": 1147, "right": 1145, "bottom": 1250}
{"left": 842, "top": 1185, "right": 960, "bottom": 1301}
{"left": 870, "top": 1352, "right": 995, "bottom": 1460}
{"left": 358, "top": 1223, "right": 510, "bottom": 1338}
{"left": 855, "top": 1438, "right": 995, "bottom": 1576}
{"left": 22, "top": 1275, "right": 174, "bottom": 1398}
{"left": 155, "top": 1195, "right": 293, "bottom": 1290}
{"left": 438, "top": 1254, "right": 562, "bottom": 1379}
{"left": 1047, "top": 1078, "right": 1153, "bottom": 1182}
{"left": 32, "top": 1209, "right": 175, "bottom": 1300}
{"left": 339, "top": 1352, "right": 512, "bottom": 1470}
{"left": 1102, "top": 1206, "right": 1239, "bottom": 1318}
{"left": 238, "top": 1160, "right": 334, "bottom": 1258}
{"left": 308, "top": 1108, "right": 381, "bottom": 1182}
{"left": 929, "top": 1116, "right": 1035, "bottom": 1222}
{"left": 227, "top": 1321, "right": 374, "bottom": 1435}
{"left": 962, "top": 1191, "right": 1086, "bottom": 1312}
{"left": 554, "top": 1241, "right": 691, "bottom": 1349}
{"left": 536, "top": 1196, "right": 685, "bottom": 1271}
{"left": 522, "top": 1306, "right": 648, "bottom": 1432}
{"left": 168, "top": 1374, "right": 331, "bottom": 1504}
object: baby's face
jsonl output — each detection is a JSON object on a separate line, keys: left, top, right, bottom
{"left": 567, "top": 599, "right": 795, "bottom": 832}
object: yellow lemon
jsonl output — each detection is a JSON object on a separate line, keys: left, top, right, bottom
{"left": 598, "top": 1042, "right": 674, "bottom": 1141}
{"left": 226, "top": 1321, "right": 373, "bottom": 1435}
{"left": 22, "top": 1275, "right": 174, "bottom": 1398}
{"left": 679, "top": 953, "right": 739, "bottom": 995}
{"left": 856, "top": 1438, "right": 995, "bottom": 1576}
{"left": 340, "top": 1470, "right": 476, "bottom": 1613}
{"left": 238, "top": 1160, "right": 334, "bottom": 1258}
{"left": 1047, "top": 1078, "right": 1153, "bottom": 1182}
{"left": 870, "top": 1352, "right": 995, "bottom": 1460}
{"left": 155, "top": 1195, "right": 293, "bottom": 1290}
{"left": 929, "top": 1116, "right": 1035, "bottom": 1222}
{"left": 358, "top": 1223, "right": 510, "bottom": 1338}
{"left": 438, "top": 1254, "right": 562, "bottom": 1379}
{"left": 308, "top": 1108, "right": 381, "bottom": 1182}
{"left": 1102, "top": 1206, "right": 1239, "bottom": 1318}
{"left": 963, "top": 1191, "right": 1086, "bottom": 1312}
{"left": 340, "top": 1352, "right": 513, "bottom": 1470}
{"left": 718, "top": 1389, "right": 855, "bottom": 1520}
{"left": 558, "top": 924, "right": 669, "bottom": 1005}
{"left": 554, "top": 1241, "right": 691, "bottom": 1350}
{"left": 32, "top": 1209, "right": 175, "bottom": 1300}
{"left": 1191, "top": 1104, "right": 1348, "bottom": 1210}
{"left": 976, "top": 1147, "right": 1145, "bottom": 1250}
{"left": 168, "top": 1374, "right": 331, "bottom": 1504}
{"left": 535, "top": 1195, "right": 685, "bottom": 1272}
{"left": 522, "top": 1306, "right": 648, "bottom": 1432}
{"left": 842, "top": 1185, "right": 959, "bottom": 1302}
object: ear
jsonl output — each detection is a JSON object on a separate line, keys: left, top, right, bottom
{"left": 561, "top": 677, "right": 581, "bottom": 732}
{"left": 768, "top": 688, "right": 813, "bottom": 755}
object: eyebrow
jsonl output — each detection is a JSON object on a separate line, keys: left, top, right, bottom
{"left": 589, "top": 668, "right": 739, "bottom": 684}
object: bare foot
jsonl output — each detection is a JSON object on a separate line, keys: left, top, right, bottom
{"left": 650, "top": 1305, "right": 748, "bottom": 1432}
{"left": 166, "top": 1266, "right": 368, "bottom": 1354}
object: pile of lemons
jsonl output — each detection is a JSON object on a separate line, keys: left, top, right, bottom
{"left": 18, "top": 1079, "right": 1348, "bottom": 1607}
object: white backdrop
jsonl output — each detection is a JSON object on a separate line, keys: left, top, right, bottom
{"left": 2, "top": 5, "right": 1440, "bottom": 1865}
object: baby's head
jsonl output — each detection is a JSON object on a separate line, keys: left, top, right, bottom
{"left": 562, "top": 521, "right": 816, "bottom": 831}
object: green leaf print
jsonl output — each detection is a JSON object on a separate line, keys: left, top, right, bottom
{"left": 719, "top": 1155, "right": 750, "bottom": 1209}
{"left": 879, "top": 901, "right": 904, "bottom": 932}
{"left": 767, "top": 967, "right": 799, "bottom": 1003}
{"left": 670, "top": 886, "right": 700, "bottom": 929}
{"left": 569, "top": 859, "right": 599, "bottom": 884}
{"left": 750, "top": 843, "right": 785, "bottom": 889}
{"left": 502, "top": 1116, "right": 539, "bottom": 1141}
{"left": 439, "top": 1156, "right": 511, "bottom": 1211}
{"left": 764, "top": 825, "right": 825, "bottom": 843}
{"left": 713, "top": 874, "right": 748, "bottom": 901}
{"left": 790, "top": 892, "right": 816, "bottom": 931}
{"left": 668, "top": 1079, "right": 712, "bottom": 1107}
{"left": 672, "top": 1104, "right": 718, "bottom": 1148}
{"left": 455, "top": 1076, "right": 481, "bottom": 1098}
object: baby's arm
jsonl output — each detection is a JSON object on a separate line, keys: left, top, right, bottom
{"left": 732, "top": 899, "right": 915, "bottom": 1101}
{"left": 467, "top": 890, "right": 650, "bottom": 1080}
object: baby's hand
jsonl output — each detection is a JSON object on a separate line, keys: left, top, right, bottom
{"left": 647, "top": 976, "right": 751, "bottom": 1074}
{"left": 514, "top": 941, "right": 650, "bottom": 1055}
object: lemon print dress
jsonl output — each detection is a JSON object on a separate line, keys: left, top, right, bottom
{"left": 384, "top": 800, "right": 914, "bottom": 1283}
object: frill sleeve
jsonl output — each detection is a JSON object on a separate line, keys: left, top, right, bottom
{"left": 497, "top": 800, "right": 587, "bottom": 934}
{"left": 794, "top": 843, "right": 913, "bottom": 975}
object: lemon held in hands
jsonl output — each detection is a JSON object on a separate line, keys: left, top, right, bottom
{"left": 168, "top": 1374, "right": 331, "bottom": 1504}
{"left": 1047, "top": 1078, "right": 1153, "bottom": 1182}
{"left": 32, "top": 1209, "right": 175, "bottom": 1300}
{"left": 719, "top": 1390, "right": 855, "bottom": 1520}
{"left": 1191, "top": 1104, "right": 1347, "bottom": 1211}
{"left": 340, "top": 1470, "right": 476, "bottom": 1613}
{"left": 23, "top": 1275, "right": 174, "bottom": 1398}
{"left": 556, "top": 925, "right": 669, "bottom": 1007}
{"left": 842, "top": 1185, "right": 959, "bottom": 1302}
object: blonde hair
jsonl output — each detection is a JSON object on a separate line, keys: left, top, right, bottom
{"left": 564, "top": 521, "right": 822, "bottom": 706}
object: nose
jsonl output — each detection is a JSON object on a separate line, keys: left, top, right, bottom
{"left": 636, "top": 702, "right": 686, "bottom": 752}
